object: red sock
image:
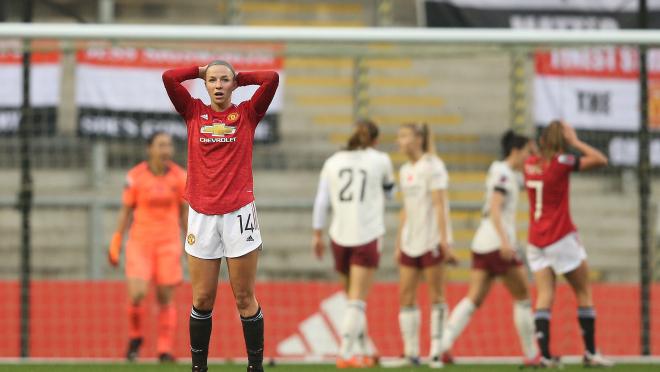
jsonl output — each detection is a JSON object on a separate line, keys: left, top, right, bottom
{"left": 157, "top": 304, "right": 177, "bottom": 354}
{"left": 128, "top": 303, "right": 145, "bottom": 340}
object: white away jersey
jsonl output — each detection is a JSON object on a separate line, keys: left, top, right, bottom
{"left": 399, "top": 154, "right": 453, "bottom": 257}
{"left": 315, "top": 148, "right": 395, "bottom": 246}
{"left": 471, "top": 161, "right": 520, "bottom": 254}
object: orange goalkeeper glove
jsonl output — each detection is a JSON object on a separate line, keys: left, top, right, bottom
{"left": 108, "top": 232, "right": 122, "bottom": 267}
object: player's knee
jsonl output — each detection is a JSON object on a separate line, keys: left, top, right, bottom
{"left": 575, "top": 288, "right": 592, "bottom": 305}
{"left": 233, "top": 289, "right": 255, "bottom": 311}
{"left": 156, "top": 292, "right": 171, "bottom": 306}
{"left": 469, "top": 293, "right": 484, "bottom": 308}
{"left": 130, "top": 291, "right": 146, "bottom": 305}
{"left": 511, "top": 284, "right": 530, "bottom": 301}
{"left": 428, "top": 289, "right": 444, "bottom": 304}
{"left": 398, "top": 291, "right": 415, "bottom": 307}
{"left": 536, "top": 291, "right": 554, "bottom": 308}
{"left": 192, "top": 291, "right": 216, "bottom": 311}
{"left": 466, "top": 284, "right": 486, "bottom": 307}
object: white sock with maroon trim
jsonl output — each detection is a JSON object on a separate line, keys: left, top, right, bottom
{"left": 339, "top": 300, "right": 364, "bottom": 360}
{"left": 356, "top": 305, "right": 375, "bottom": 357}
{"left": 430, "top": 302, "right": 449, "bottom": 357}
{"left": 514, "top": 300, "right": 538, "bottom": 359}
{"left": 398, "top": 306, "right": 420, "bottom": 358}
{"left": 441, "top": 298, "right": 475, "bottom": 353}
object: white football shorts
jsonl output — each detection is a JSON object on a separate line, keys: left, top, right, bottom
{"left": 185, "top": 201, "right": 263, "bottom": 259}
{"left": 526, "top": 232, "right": 587, "bottom": 275}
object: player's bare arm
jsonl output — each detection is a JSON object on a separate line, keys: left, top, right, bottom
{"left": 395, "top": 209, "right": 406, "bottom": 263}
{"left": 561, "top": 122, "right": 608, "bottom": 171}
{"left": 312, "top": 229, "right": 325, "bottom": 260}
{"left": 489, "top": 191, "right": 515, "bottom": 262}
{"left": 311, "top": 174, "right": 330, "bottom": 260}
{"left": 431, "top": 189, "right": 456, "bottom": 264}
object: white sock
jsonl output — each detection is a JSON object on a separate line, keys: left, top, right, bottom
{"left": 398, "top": 306, "right": 420, "bottom": 358}
{"left": 339, "top": 300, "right": 364, "bottom": 359}
{"left": 430, "top": 302, "right": 449, "bottom": 357}
{"left": 514, "top": 300, "right": 539, "bottom": 359}
{"left": 356, "top": 303, "right": 376, "bottom": 357}
{"left": 440, "top": 298, "right": 476, "bottom": 353}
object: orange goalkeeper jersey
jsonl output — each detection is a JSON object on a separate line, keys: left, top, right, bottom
{"left": 123, "top": 161, "right": 187, "bottom": 243}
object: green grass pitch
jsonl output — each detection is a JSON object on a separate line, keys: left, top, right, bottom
{"left": 0, "top": 364, "right": 659, "bottom": 372}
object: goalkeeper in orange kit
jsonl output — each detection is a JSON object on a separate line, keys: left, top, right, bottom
{"left": 108, "top": 131, "right": 188, "bottom": 362}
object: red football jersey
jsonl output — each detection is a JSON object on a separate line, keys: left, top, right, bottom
{"left": 524, "top": 153, "right": 580, "bottom": 248}
{"left": 162, "top": 66, "right": 279, "bottom": 215}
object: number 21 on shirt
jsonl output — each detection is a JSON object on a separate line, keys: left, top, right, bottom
{"left": 526, "top": 180, "right": 543, "bottom": 221}
{"left": 339, "top": 168, "right": 367, "bottom": 202}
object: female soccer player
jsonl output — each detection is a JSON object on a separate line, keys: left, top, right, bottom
{"left": 108, "top": 131, "right": 187, "bottom": 363}
{"left": 395, "top": 123, "right": 456, "bottom": 368}
{"left": 312, "top": 119, "right": 394, "bottom": 368}
{"left": 524, "top": 120, "right": 612, "bottom": 367}
{"left": 162, "top": 61, "right": 278, "bottom": 372}
{"left": 438, "top": 130, "right": 539, "bottom": 367}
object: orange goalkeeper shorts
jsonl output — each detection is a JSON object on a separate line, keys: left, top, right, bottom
{"left": 125, "top": 237, "right": 183, "bottom": 286}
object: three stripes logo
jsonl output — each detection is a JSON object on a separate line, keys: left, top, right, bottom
{"left": 276, "top": 292, "right": 377, "bottom": 358}
{"left": 247, "top": 236, "right": 255, "bottom": 242}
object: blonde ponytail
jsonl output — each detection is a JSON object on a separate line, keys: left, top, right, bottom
{"left": 540, "top": 120, "right": 566, "bottom": 160}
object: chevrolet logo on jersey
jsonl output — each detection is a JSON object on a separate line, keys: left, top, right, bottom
{"left": 200, "top": 123, "right": 237, "bottom": 143}
{"left": 201, "top": 123, "right": 236, "bottom": 137}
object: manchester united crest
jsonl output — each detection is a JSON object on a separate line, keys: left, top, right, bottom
{"left": 226, "top": 112, "right": 239, "bottom": 122}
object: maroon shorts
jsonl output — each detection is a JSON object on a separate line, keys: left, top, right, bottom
{"left": 472, "top": 250, "right": 523, "bottom": 275}
{"left": 399, "top": 247, "right": 444, "bottom": 269}
{"left": 331, "top": 239, "right": 381, "bottom": 275}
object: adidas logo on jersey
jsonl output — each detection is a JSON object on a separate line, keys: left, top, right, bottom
{"left": 201, "top": 114, "right": 208, "bottom": 120}
{"left": 247, "top": 235, "right": 254, "bottom": 242}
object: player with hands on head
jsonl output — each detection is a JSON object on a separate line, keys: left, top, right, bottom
{"left": 524, "top": 120, "right": 612, "bottom": 368}
{"left": 162, "top": 59, "right": 278, "bottom": 372}
{"left": 395, "top": 123, "right": 456, "bottom": 368}
{"left": 312, "top": 119, "right": 394, "bottom": 368}
{"left": 108, "top": 131, "right": 187, "bottom": 363}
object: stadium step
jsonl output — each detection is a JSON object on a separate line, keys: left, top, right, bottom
{"left": 311, "top": 114, "right": 462, "bottom": 127}
{"left": 294, "top": 95, "right": 445, "bottom": 108}
{"left": 286, "top": 75, "right": 431, "bottom": 89}
{"left": 241, "top": 2, "right": 364, "bottom": 14}
{"left": 246, "top": 19, "right": 366, "bottom": 27}
{"left": 240, "top": 0, "right": 367, "bottom": 27}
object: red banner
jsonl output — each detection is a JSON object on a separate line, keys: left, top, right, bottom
{"left": 535, "top": 48, "right": 660, "bottom": 80}
{"left": 77, "top": 47, "right": 283, "bottom": 70}
{"left": 0, "top": 281, "right": 658, "bottom": 359}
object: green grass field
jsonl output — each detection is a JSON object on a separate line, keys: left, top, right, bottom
{"left": 0, "top": 364, "right": 659, "bottom": 372}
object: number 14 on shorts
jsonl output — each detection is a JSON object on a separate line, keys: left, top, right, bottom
{"left": 237, "top": 213, "right": 257, "bottom": 235}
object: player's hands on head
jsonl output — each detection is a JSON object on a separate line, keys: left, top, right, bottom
{"left": 499, "top": 242, "right": 517, "bottom": 262}
{"left": 198, "top": 65, "right": 208, "bottom": 80}
{"left": 108, "top": 232, "right": 122, "bottom": 267}
{"left": 312, "top": 231, "right": 325, "bottom": 260}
